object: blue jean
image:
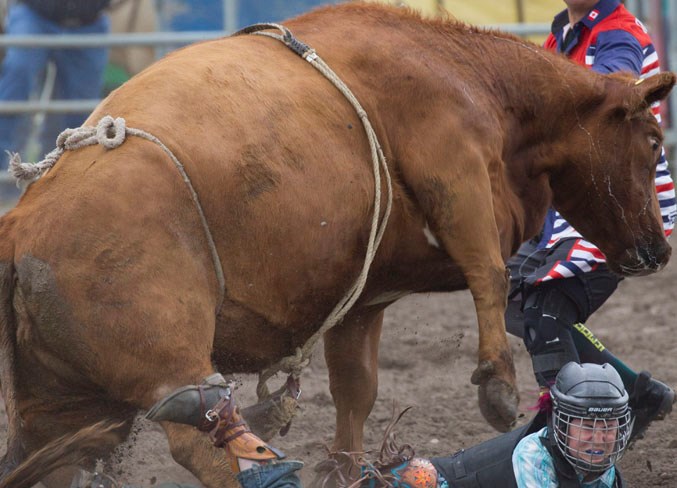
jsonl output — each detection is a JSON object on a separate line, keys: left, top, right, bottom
{"left": 0, "top": 3, "right": 110, "bottom": 167}
{"left": 119, "top": 462, "right": 303, "bottom": 488}
{"left": 236, "top": 461, "right": 304, "bottom": 488}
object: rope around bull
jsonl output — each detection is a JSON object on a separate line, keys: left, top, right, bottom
{"left": 8, "top": 116, "right": 227, "bottom": 315}
{"left": 233, "top": 23, "right": 393, "bottom": 400}
{"left": 8, "top": 24, "right": 394, "bottom": 403}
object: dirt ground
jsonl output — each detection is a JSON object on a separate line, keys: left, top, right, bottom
{"left": 7, "top": 255, "right": 677, "bottom": 487}
{"left": 0, "top": 1, "right": 672, "bottom": 485}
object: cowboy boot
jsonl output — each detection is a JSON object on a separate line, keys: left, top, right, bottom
{"left": 146, "top": 373, "right": 286, "bottom": 473}
{"left": 146, "top": 373, "right": 300, "bottom": 441}
{"left": 238, "top": 375, "right": 301, "bottom": 440}
{"left": 145, "top": 373, "right": 229, "bottom": 428}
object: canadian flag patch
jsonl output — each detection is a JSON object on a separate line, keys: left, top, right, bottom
{"left": 588, "top": 10, "right": 599, "bottom": 21}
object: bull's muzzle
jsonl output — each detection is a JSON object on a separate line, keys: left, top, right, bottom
{"left": 617, "top": 238, "right": 671, "bottom": 276}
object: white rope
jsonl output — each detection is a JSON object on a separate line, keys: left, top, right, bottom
{"left": 8, "top": 115, "right": 226, "bottom": 313}
{"left": 243, "top": 26, "right": 394, "bottom": 400}
{"left": 9, "top": 24, "right": 394, "bottom": 401}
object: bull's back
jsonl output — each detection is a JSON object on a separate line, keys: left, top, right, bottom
{"left": 86, "top": 36, "right": 389, "bottom": 320}
{"left": 9, "top": 25, "right": 451, "bottom": 354}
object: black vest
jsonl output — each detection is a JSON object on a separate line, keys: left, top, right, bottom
{"left": 431, "top": 411, "right": 624, "bottom": 488}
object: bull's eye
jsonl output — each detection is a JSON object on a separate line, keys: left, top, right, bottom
{"left": 649, "top": 136, "right": 661, "bottom": 152}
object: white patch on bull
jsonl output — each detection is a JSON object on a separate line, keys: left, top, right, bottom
{"left": 423, "top": 223, "right": 441, "bottom": 248}
{"left": 365, "top": 290, "right": 412, "bottom": 306}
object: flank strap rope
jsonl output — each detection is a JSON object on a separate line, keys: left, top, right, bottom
{"left": 8, "top": 115, "right": 226, "bottom": 314}
{"left": 233, "top": 24, "right": 394, "bottom": 400}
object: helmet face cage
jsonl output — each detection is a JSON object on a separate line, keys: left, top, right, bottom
{"left": 550, "top": 363, "right": 633, "bottom": 474}
{"left": 552, "top": 406, "right": 633, "bottom": 473}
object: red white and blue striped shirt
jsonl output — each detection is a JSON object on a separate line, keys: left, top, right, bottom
{"left": 536, "top": 0, "right": 676, "bottom": 283}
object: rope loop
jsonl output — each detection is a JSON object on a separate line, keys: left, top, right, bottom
{"left": 8, "top": 115, "right": 227, "bottom": 315}
{"left": 278, "top": 348, "right": 310, "bottom": 376}
{"left": 96, "top": 115, "right": 127, "bottom": 149}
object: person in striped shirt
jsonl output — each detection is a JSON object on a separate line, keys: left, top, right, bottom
{"left": 504, "top": 0, "right": 676, "bottom": 445}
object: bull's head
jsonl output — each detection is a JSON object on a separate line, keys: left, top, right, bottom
{"left": 550, "top": 72, "right": 675, "bottom": 276}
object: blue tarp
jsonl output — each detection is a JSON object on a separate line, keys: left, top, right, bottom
{"left": 155, "top": 0, "right": 343, "bottom": 31}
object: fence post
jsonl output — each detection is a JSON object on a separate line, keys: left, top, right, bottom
{"left": 224, "top": 0, "right": 238, "bottom": 33}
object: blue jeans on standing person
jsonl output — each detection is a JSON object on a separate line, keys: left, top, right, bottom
{"left": 0, "top": 2, "right": 110, "bottom": 169}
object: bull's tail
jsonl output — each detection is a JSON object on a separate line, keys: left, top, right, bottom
{"left": 0, "top": 217, "right": 22, "bottom": 481}
{"left": 0, "top": 420, "right": 124, "bottom": 488}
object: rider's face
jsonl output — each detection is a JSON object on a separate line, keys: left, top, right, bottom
{"left": 566, "top": 418, "right": 619, "bottom": 465}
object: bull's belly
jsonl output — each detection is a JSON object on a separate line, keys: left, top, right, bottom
{"left": 211, "top": 257, "right": 467, "bottom": 373}
{"left": 212, "top": 300, "right": 301, "bottom": 373}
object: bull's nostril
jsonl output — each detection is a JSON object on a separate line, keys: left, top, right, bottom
{"left": 656, "top": 241, "right": 672, "bottom": 265}
{"left": 639, "top": 241, "right": 671, "bottom": 269}
{"left": 637, "top": 246, "right": 655, "bottom": 267}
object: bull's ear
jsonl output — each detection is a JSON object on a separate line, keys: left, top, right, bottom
{"left": 633, "top": 72, "right": 676, "bottom": 106}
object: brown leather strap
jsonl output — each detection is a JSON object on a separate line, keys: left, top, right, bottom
{"left": 197, "top": 385, "right": 219, "bottom": 432}
{"left": 205, "top": 394, "right": 253, "bottom": 447}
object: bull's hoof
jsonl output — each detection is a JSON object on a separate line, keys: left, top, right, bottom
{"left": 477, "top": 377, "right": 518, "bottom": 432}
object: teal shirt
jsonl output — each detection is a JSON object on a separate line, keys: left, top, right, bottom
{"left": 512, "top": 427, "right": 616, "bottom": 488}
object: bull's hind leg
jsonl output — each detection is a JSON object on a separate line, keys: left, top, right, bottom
{"left": 14, "top": 370, "right": 235, "bottom": 488}
{"left": 162, "top": 422, "right": 236, "bottom": 486}
{"left": 97, "top": 361, "right": 240, "bottom": 487}
{"left": 324, "top": 308, "right": 384, "bottom": 451}
{"left": 140, "top": 365, "right": 241, "bottom": 488}
{"left": 12, "top": 254, "right": 239, "bottom": 487}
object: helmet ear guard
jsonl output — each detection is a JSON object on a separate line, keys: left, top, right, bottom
{"left": 550, "top": 362, "right": 633, "bottom": 473}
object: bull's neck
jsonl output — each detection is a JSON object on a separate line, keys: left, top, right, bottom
{"left": 453, "top": 37, "right": 605, "bottom": 242}
{"left": 486, "top": 42, "right": 603, "bottom": 164}
{"left": 486, "top": 43, "right": 606, "bottom": 241}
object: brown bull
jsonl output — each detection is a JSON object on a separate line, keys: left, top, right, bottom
{"left": 0, "top": 4, "right": 673, "bottom": 487}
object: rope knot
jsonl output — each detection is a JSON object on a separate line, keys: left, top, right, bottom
{"left": 96, "top": 116, "right": 127, "bottom": 149}
{"left": 8, "top": 115, "right": 129, "bottom": 183}
{"left": 278, "top": 348, "right": 310, "bottom": 376}
{"left": 55, "top": 128, "right": 79, "bottom": 149}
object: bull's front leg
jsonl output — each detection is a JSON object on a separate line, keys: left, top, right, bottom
{"left": 324, "top": 308, "right": 384, "bottom": 451}
{"left": 465, "top": 263, "right": 518, "bottom": 432}
{"left": 414, "top": 167, "right": 518, "bottom": 432}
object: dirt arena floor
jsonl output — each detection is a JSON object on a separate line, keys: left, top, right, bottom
{"left": 5, "top": 254, "right": 676, "bottom": 487}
